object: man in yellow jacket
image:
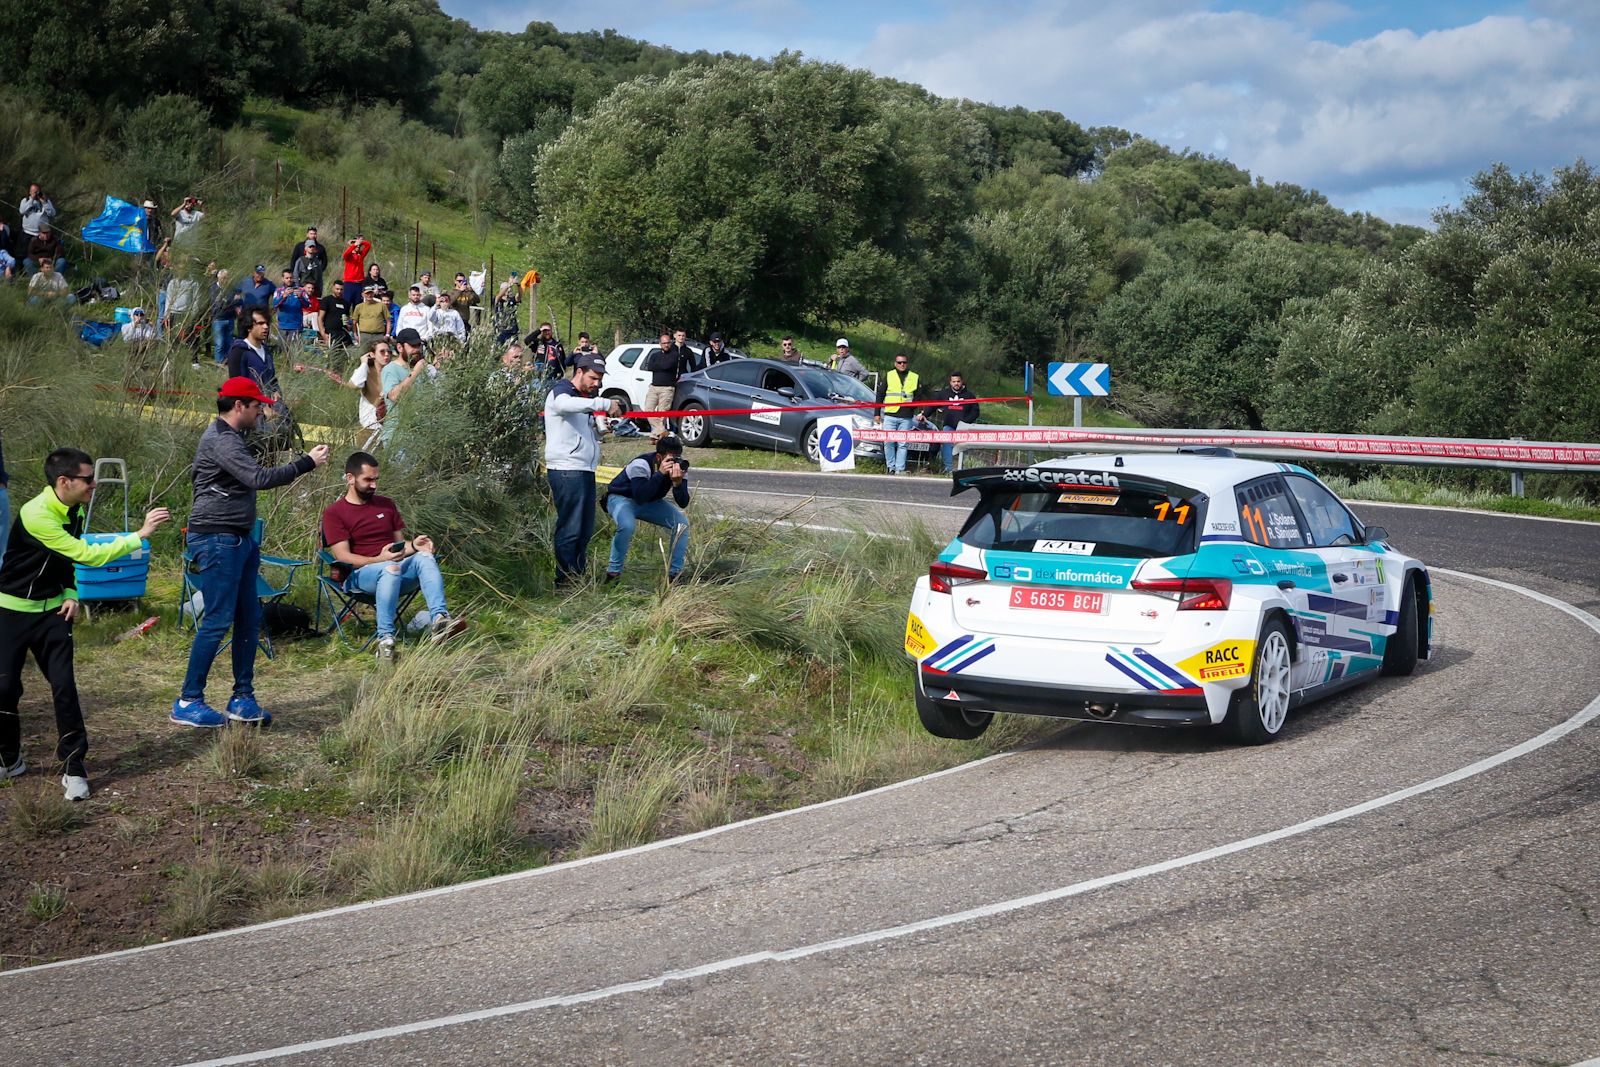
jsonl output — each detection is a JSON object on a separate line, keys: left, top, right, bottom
{"left": 0, "top": 448, "right": 170, "bottom": 800}
{"left": 874, "top": 353, "right": 924, "bottom": 475}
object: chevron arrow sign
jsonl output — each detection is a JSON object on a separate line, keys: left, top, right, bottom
{"left": 1046, "top": 362, "right": 1111, "bottom": 397}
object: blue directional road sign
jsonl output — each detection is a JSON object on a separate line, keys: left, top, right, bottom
{"left": 1047, "top": 361, "right": 1111, "bottom": 397}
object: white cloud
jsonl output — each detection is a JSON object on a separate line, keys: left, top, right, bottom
{"left": 857, "top": 2, "right": 1600, "bottom": 200}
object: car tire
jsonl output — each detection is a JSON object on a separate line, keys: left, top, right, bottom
{"left": 1223, "top": 617, "right": 1294, "bottom": 745}
{"left": 1381, "top": 575, "right": 1421, "bottom": 677}
{"left": 802, "top": 421, "right": 821, "bottom": 462}
{"left": 915, "top": 685, "right": 993, "bottom": 740}
{"left": 678, "top": 403, "right": 711, "bottom": 447}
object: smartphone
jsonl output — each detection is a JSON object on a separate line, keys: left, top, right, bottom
{"left": 388, "top": 541, "right": 405, "bottom": 553}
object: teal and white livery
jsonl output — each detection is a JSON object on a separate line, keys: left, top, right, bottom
{"left": 905, "top": 451, "right": 1432, "bottom": 744}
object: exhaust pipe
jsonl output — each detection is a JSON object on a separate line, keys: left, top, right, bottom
{"left": 1085, "top": 702, "right": 1117, "bottom": 719}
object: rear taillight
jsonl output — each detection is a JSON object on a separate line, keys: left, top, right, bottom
{"left": 1131, "top": 576, "right": 1232, "bottom": 610}
{"left": 929, "top": 561, "right": 987, "bottom": 594}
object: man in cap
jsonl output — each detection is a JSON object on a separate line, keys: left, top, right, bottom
{"left": 172, "top": 379, "right": 329, "bottom": 728}
{"left": 830, "top": 338, "right": 869, "bottom": 382}
{"left": 236, "top": 264, "right": 274, "bottom": 326}
{"left": 543, "top": 353, "right": 623, "bottom": 586}
{"left": 1, "top": 448, "right": 171, "bottom": 799}
{"left": 704, "top": 332, "right": 732, "bottom": 366}
{"left": 121, "top": 307, "right": 158, "bottom": 352}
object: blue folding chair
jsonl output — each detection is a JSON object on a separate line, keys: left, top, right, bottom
{"left": 314, "top": 547, "right": 417, "bottom": 650}
{"left": 179, "top": 519, "right": 313, "bottom": 660}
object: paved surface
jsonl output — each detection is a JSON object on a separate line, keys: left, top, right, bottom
{"left": 4, "top": 469, "right": 1598, "bottom": 1066}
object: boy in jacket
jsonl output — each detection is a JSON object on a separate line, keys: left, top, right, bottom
{"left": 1, "top": 448, "right": 171, "bottom": 799}
{"left": 604, "top": 436, "right": 691, "bottom": 582}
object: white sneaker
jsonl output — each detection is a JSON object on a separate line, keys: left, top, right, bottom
{"left": 2, "top": 755, "right": 26, "bottom": 779}
{"left": 61, "top": 775, "right": 90, "bottom": 801}
{"left": 375, "top": 636, "right": 396, "bottom": 662}
{"left": 429, "top": 615, "right": 468, "bottom": 644}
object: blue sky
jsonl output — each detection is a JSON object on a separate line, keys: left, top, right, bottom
{"left": 438, "top": 0, "right": 1600, "bottom": 227}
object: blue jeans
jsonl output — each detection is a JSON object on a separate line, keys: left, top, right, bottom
{"left": 607, "top": 495, "right": 689, "bottom": 577}
{"left": 882, "top": 414, "right": 915, "bottom": 472}
{"left": 548, "top": 470, "right": 596, "bottom": 581}
{"left": 0, "top": 485, "right": 10, "bottom": 572}
{"left": 212, "top": 320, "right": 234, "bottom": 364}
{"left": 181, "top": 533, "right": 261, "bottom": 702}
{"left": 936, "top": 424, "right": 956, "bottom": 472}
{"left": 22, "top": 257, "right": 67, "bottom": 274}
{"left": 346, "top": 552, "right": 448, "bottom": 639}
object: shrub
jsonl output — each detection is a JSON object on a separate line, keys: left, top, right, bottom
{"left": 117, "top": 94, "right": 217, "bottom": 205}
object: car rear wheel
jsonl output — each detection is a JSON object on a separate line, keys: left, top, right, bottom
{"left": 915, "top": 685, "right": 993, "bottom": 740}
{"left": 1381, "top": 575, "right": 1421, "bottom": 676}
{"left": 802, "top": 421, "right": 821, "bottom": 462}
{"left": 1224, "top": 618, "right": 1293, "bottom": 744}
{"left": 678, "top": 404, "right": 711, "bottom": 447}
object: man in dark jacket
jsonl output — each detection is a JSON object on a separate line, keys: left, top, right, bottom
{"left": 604, "top": 436, "right": 691, "bottom": 582}
{"left": 927, "top": 370, "right": 981, "bottom": 473}
{"left": 642, "top": 332, "right": 693, "bottom": 438}
{"left": 172, "top": 379, "right": 329, "bottom": 729}
{"left": 704, "top": 332, "right": 732, "bottom": 365}
{"left": 526, "top": 322, "right": 566, "bottom": 380}
{"left": 1, "top": 448, "right": 170, "bottom": 799}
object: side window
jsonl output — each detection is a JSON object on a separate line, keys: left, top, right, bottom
{"left": 761, "top": 369, "right": 797, "bottom": 394}
{"left": 713, "top": 360, "right": 765, "bottom": 387}
{"left": 617, "top": 345, "right": 647, "bottom": 369}
{"left": 1236, "top": 478, "right": 1310, "bottom": 549}
{"left": 1285, "top": 476, "right": 1360, "bottom": 547}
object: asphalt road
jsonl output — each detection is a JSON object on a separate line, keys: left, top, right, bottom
{"left": 4, "top": 468, "right": 1598, "bottom": 1067}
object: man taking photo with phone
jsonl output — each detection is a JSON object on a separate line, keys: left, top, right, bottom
{"left": 322, "top": 451, "right": 465, "bottom": 662}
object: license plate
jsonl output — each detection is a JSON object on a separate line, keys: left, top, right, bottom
{"left": 1009, "top": 587, "right": 1106, "bottom": 614}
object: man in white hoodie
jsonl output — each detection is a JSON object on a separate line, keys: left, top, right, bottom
{"left": 543, "top": 353, "right": 622, "bottom": 586}
{"left": 395, "top": 285, "right": 434, "bottom": 340}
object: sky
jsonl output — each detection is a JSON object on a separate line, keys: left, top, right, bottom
{"left": 437, "top": 0, "right": 1600, "bottom": 227}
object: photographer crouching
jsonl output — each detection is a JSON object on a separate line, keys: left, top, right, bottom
{"left": 603, "top": 436, "right": 691, "bottom": 583}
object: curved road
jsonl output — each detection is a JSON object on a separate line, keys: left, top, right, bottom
{"left": 3, "top": 469, "right": 1598, "bottom": 1066}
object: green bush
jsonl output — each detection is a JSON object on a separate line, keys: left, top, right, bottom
{"left": 117, "top": 94, "right": 217, "bottom": 205}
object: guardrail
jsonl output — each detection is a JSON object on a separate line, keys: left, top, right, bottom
{"left": 851, "top": 424, "right": 1600, "bottom": 496}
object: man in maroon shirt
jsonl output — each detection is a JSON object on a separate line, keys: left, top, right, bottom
{"left": 321, "top": 451, "right": 465, "bottom": 661}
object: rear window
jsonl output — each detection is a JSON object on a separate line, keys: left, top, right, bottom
{"left": 959, "top": 484, "right": 1205, "bottom": 559}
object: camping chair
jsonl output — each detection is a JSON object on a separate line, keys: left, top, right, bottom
{"left": 315, "top": 547, "right": 418, "bottom": 651}
{"left": 179, "top": 519, "right": 313, "bottom": 660}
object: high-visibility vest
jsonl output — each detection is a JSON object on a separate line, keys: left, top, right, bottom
{"left": 883, "top": 370, "right": 919, "bottom": 414}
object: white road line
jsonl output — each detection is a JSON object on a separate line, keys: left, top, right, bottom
{"left": 1353, "top": 500, "right": 1600, "bottom": 526}
{"left": 699, "top": 485, "right": 967, "bottom": 510}
{"left": 175, "top": 568, "right": 1600, "bottom": 1066}
{"left": 704, "top": 514, "right": 912, "bottom": 540}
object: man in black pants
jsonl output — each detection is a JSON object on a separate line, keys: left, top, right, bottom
{"left": 0, "top": 448, "right": 171, "bottom": 800}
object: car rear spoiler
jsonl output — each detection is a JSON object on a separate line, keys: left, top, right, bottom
{"left": 950, "top": 466, "right": 1197, "bottom": 500}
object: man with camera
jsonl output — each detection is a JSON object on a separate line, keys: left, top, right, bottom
{"left": 19, "top": 183, "right": 56, "bottom": 243}
{"left": 171, "top": 197, "right": 205, "bottom": 241}
{"left": 604, "top": 436, "right": 692, "bottom": 583}
{"left": 322, "top": 450, "right": 465, "bottom": 662}
{"left": 341, "top": 234, "right": 372, "bottom": 307}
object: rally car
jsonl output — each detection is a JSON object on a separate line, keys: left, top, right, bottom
{"left": 905, "top": 450, "right": 1431, "bottom": 744}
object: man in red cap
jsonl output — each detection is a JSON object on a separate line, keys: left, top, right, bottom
{"left": 172, "top": 378, "right": 329, "bottom": 729}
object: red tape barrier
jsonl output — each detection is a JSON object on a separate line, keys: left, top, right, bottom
{"left": 621, "top": 395, "right": 1028, "bottom": 419}
{"left": 849, "top": 426, "right": 1600, "bottom": 467}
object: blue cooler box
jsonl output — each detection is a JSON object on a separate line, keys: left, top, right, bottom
{"left": 74, "top": 535, "right": 151, "bottom": 602}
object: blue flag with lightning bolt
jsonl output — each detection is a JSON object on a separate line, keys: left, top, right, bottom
{"left": 81, "top": 196, "right": 154, "bottom": 254}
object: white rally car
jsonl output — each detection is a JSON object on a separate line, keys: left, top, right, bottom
{"left": 906, "top": 451, "right": 1432, "bottom": 743}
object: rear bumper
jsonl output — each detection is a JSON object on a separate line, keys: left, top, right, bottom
{"left": 917, "top": 668, "right": 1213, "bottom": 728}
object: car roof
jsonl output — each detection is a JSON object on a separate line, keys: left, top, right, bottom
{"left": 1033, "top": 452, "right": 1301, "bottom": 495}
